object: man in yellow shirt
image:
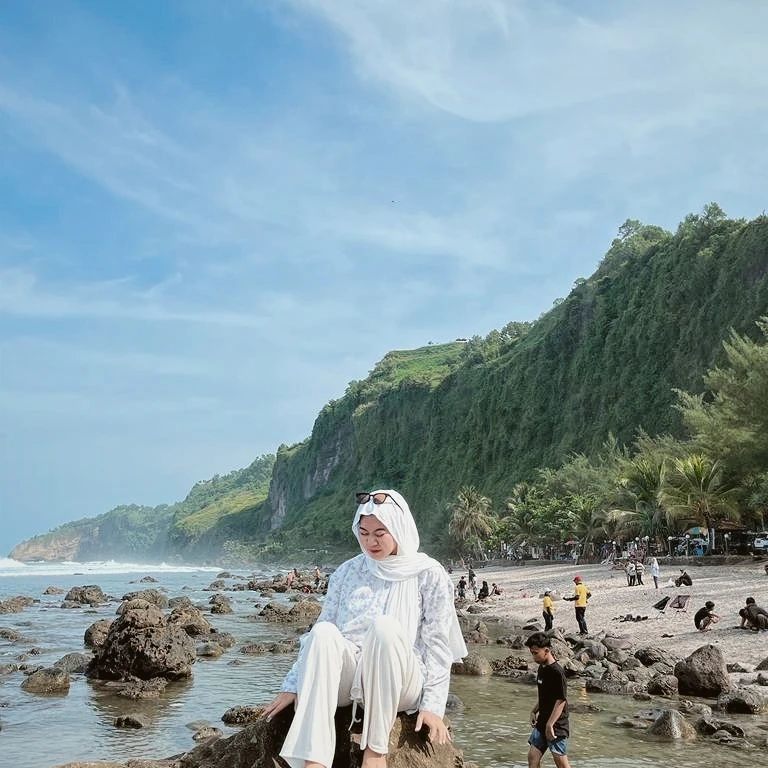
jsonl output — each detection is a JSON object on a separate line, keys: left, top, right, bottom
{"left": 563, "top": 575, "right": 590, "bottom": 635}
{"left": 542, "top": 590, "right": 555, "bottom": 631}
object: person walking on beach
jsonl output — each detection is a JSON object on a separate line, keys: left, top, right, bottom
{"left": 694, "top": 600, "right": 719, "bottom": 632}
{"left": 542, "top": 590, "right": 555, "bottom": 631}
{"left": 524, "top": 632, "right": 571, "bottom": 768}
{"left": 563, "top": 575, "right": 590, "bottom": 635}
{"left": 262, "top": 489, "right": 467, "bottom": 768}
{"left": 650, "top": 557, "right": 660, "bottom": 589}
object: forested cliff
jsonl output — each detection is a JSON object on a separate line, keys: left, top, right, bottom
{"left": 11, "top": 206, "right": 768, "bottom": 562}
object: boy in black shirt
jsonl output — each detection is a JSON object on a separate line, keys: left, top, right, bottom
{"left": 694, "top": 600, "right": 719, "bottom": 632}
{"left": 524, "top": 631, "right": 571, "bottom": 768}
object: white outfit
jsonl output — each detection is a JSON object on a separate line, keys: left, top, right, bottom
{"left": 278, "top": 490, "right": 466, "bottom": 768}
{"left": 651, "top": 561, "right": 660, "bottom": 578}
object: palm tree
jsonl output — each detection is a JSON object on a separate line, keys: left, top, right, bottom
{"left": 448, "top": 486, "right": 496, "bottom": 560}
{"left": 564, "top": 493, "right": 606, "bottom": 560}
{"left": 611, "top": 456, "right": 670, "bottom": 545}
{"left": 662, "top": 454, "right": 738, "bottom": 550}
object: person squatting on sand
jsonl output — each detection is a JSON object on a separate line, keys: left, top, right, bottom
{"left": 694, "top": 600, "right": 719, "bottom": 632}
{"left": 525, "top": 632, "right": 572, "bottom": 768}
{"left": 261, "top": 489, "right": 467, "bottom": 768}
{"left": 562, "top": 575, "right": 590, "bottom": 635}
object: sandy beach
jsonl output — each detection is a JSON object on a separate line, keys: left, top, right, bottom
{"left": 466, "top": 559, "right": 768, "bottom": 666}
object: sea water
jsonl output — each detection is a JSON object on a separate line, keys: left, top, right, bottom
{"left": 0, "top": 558, "right": 762, "bottom": 768}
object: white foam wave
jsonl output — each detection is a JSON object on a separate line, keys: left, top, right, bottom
{"left": 0, "top": 559, "right": 225, "bottom": 577}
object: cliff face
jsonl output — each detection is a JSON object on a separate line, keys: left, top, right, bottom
{"left": 10, "top": 529, "right": 90, "bottom": 562}
{"left": 259, "top": 212, "right": 768, "bottom": 546}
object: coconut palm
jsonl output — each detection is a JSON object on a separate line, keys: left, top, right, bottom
{"left": 611, "top": 456, "right": 670, "bottom": 543}
{"left": 448, "top": 486, "right": 496, "bottom": 560}
{"left": 662, "top": 454, "right": 738, "bottom": 549}
{"left": 563, "top": 493, "right": 606, "bottom": 558}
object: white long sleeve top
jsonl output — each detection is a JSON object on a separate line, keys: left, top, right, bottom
{"left": 280, "top": 553, "right": 456, "bottom": 717}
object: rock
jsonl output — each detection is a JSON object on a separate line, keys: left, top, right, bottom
{"left": 139, "top": 576, "right": 159, "bottom": 583}
{"left": 84, "top": 620, "right": 114, "bottom": 649}
{"left": 727, "top": 662, "right": 750, "bottom": 673}
{"left": 614, "top": 715, "right": 648, "bottom": 729}
{"left": 206, "top": 580, "right": 227, "bottom": 591}
{"left": 64, "top": 586, "right": 106, "bottom": 605}
{"left": 0, "top": 595, "right": 36, "bottom": 614}
{"left": 576, "top": 641, "right": 606, "bottom": 661}
{"left": 602, "top": 635, "right": 633, "bottom": 652}
{"left": 114, "top": 714, "right": 148, "bottom": 728}
{"left": 117, "top": 677, "right": 168, "bottom": 699}
{"left": 633, "top": 692, "right": 652, "bottom": 701}
{"left": 43, "top": 586, "right": 66, "bottom": 595}
{"left": 168, "top": 597, "right": 194, "bottom": 610}
{"left": 490, "top": 654, "right": 529, "bottom": 674}
{"left": 240, "top": 640, "right": 298, "bottom": 655}
{"left": 647, "top": 674, "right": 679, "bottom": 696}
{"left": 209, "top": 595, "right": 233, "bottom": 615}
{"left": 216, "top": 572, "right": 232, "bottom": 579}
{"left": 647, "top": 710, "right": 696, "bottom": 740}
{"left": 717, "top": 688, "right": 768, "bottom": 714}
{"left": 561, "top": 658, "right": 585, "bottom": 677}
{"left": 445, "top": 693, "right": 463, "bottom": 712}
{"left": 221, "top": 705, "right": 264, "bottom": 725}
{"left": 451, "top": 653, "right": 492, "bottom": 676}
{"left": 635, "top": 646, "right": 678, "bottom": 667}
{"left": 606, "top": 648, "right": 629, "bottom": 665}
{"left": 121, "top": 590, "right": 169, "bottom": 610}
{"left": 678, "top": 699, "right": 712, "bottom": 716}
{"left": 168, "top": 605, "right": 213, "bottom": 637}
{"left": 54, "top": 652, "right": 91, "bottom": 673}
{"left": 197, "top": 643, "right": 224, "bottom": 658}
{"left": 0, "top": 628, "right": 22, "bottom": 642}
{"left": 695, "top": 716, "right": 746, "bottom": 737}
{"left": 192, "top": 706, "right": 465, "bottom": 768}
{"left": 674, "top": 645, "right": 731, "bottom": 697}
{"left": 193, "top": 726, "right": 222, "bottom": 742}
{"left": 755, "top": 656, "right": 768, "bottom": 672}
{"left": 20, "top": 666, "right": 70, "bottom": 694}
{"left": 88, "top": 603, "right": 195, "bottom": 681}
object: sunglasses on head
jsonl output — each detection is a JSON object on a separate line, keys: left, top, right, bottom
{"left": 355, "top": 491, "right": 402, "bottom": 511}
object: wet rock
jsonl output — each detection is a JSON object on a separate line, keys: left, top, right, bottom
{"left": 259, "top": 599, "right": 322, "bottom": 624}
{"left": 43, "top": 586, "right": 66, "bottom": 595}
{"left": 678, "top": 699, "right": 712, "bottom": 716}
{"left": 633, "top": 692, "right": 652, "bottom": 701}
{"left": 240, "top": 640, "right": 298, "bottom": 655}
{"left": 209, "top": 631, "right": 236, "bottom": 649}
{"left": 0, "top": 595, "right": 36, "bottom": 614}
{"left": 647, "top": 674, "right": 679, "bottom": 696}
{"left": 117, "top": 677, "right": 168, "bottom": 699}
{"left": 192, "top": 726, "right": 222, "bottom": 742}
{"left": 216, "top": 572, "right": 232, "bottom": 579}
{"left": 192, "top": 706, "right": 465, "bottom": 768}
{"left": 168, "top": 596, "right": 194, "bottom": 610}
{"left": 716, "top": 688, "right": 768, "bottom": 714}
{"left": 570, "top": 702, "right": 602, "bottom": 713}
{"left": 490, "top": 654, "right": 529, "bottom": 674}
{"left": 445, "top": 693, "right": 463, "bottom": 712}
{"left": 647, "top": 710, "right": 696, "bottom": 740}
{"left": 221, "top": 705, "right": 263, "bottom": 725}
{"left": 451, "top": 653, "right": 492, "bottom": 676}
{"left": 54, "top": 652, "right": 91, "bottom": 673}
{"left": 209, "top": 595, "right": 232, "bottom": 615}
{"left": 88, "top": 603, "right": 195, "bottom": 681}
{"left": 139, "top": 576, "right": 159, "bottom": 583}
{"left": 21, "top": 666, "right": 70, "bottom": 694}
{"left": 695, "top": 716, "right": 745, "bottom": 737}
{"left": 121, "top": 590, "right": 169, "bottom": 610}
{"left": 674, "top": 645, "right": 731, "bottom": 697}
{"left": 64, "top": 586, "right": 106, "bottom": 605}
{"left": 197, "top": 643, "right": 224, "bottom": 658}
{"left": 614, "top": 715, "right": 648, "bottom": 729}
{"left": 84, "top": 620, "right": 114, "bottom": 649}
{"left": 168, "top": 605, "right": 213, "bottom": 637}
{"left": 206, "top": 580, "right": 226, "bottom": 591}
{"left": 0, "top": 628, "right": 22, "bottom": 642}
{"left": 114, "top": 714, "right": 148, "bottom": 728}
{"left": 0, "top": 664, "right": 19, "bottom": 676}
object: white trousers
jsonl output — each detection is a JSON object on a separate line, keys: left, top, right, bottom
{"left": 280, "top": 617, "right": 423, "bottom": 768}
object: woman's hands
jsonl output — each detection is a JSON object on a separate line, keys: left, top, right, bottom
{"left": 415, "top": 710, "right": 451, "bottom": 745}
{"left": 261, "top": 691, "right": 297, "bottom": 722}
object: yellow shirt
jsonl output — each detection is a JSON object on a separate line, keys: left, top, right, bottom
{"left": 543, "top": 595, "right": 554, "bottom": 613}
{"left": 574, "top": 583, "right": 589, "bottom": 607}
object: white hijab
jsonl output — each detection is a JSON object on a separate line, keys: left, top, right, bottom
{"left": 352, "top": 489, "right": 467, "bottom": 661}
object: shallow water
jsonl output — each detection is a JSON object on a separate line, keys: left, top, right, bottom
{"left": 1, "top": 560, "right": 764, "bottom": 767}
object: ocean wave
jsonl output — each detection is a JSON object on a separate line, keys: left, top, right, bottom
{"left": 0, "top": 559, "right": 225, "bottom": 577}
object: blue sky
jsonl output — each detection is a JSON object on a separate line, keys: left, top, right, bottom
{"left": 2, "top": 0, "right": 767, "bottom": 555}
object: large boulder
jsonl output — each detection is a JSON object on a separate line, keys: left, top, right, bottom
{"left": 182, "top": 706, "right": 466, "bottom": 768}
{"left": 674, "top": 645, "right": 731, "bottom": 698}
{"left": 21, "top": 666, "right": 70, "bottom": 694}
{"left": 54, "top": 652, "right": 92, "bottom": 674}
{"left": 635, "top": 646, "right": 678, "bottom": 668}
{"left": 647, "top": 710, "right": 696, "bottom": 740}
{"left": 0, "top": 595, "right": 36, "bottom": 614}
{"left": 65, "top": 586, "right": 106, "bottom": 605}
{"left": 168, "top": 605, "right": 214, "bottom": 637}
{"left": 88, "top": 602, "right": 195, "bottom": 681}
{"left": 451, "top": 652, "right": 492, "bottom": 676}
{"left": 647, "top": 674, "right": 679, "bottom": 696}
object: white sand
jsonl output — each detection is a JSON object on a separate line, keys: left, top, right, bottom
{"left": 465, "top": 560, "right": 768, "bottom": 666}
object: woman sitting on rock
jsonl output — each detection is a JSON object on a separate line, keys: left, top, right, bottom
{"left": 262, "top": 489, "right": 467, "bottom": 768}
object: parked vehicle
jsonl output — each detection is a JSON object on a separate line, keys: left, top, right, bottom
{"left": 753, "top": 532, "right": 768, "bottom": 552}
